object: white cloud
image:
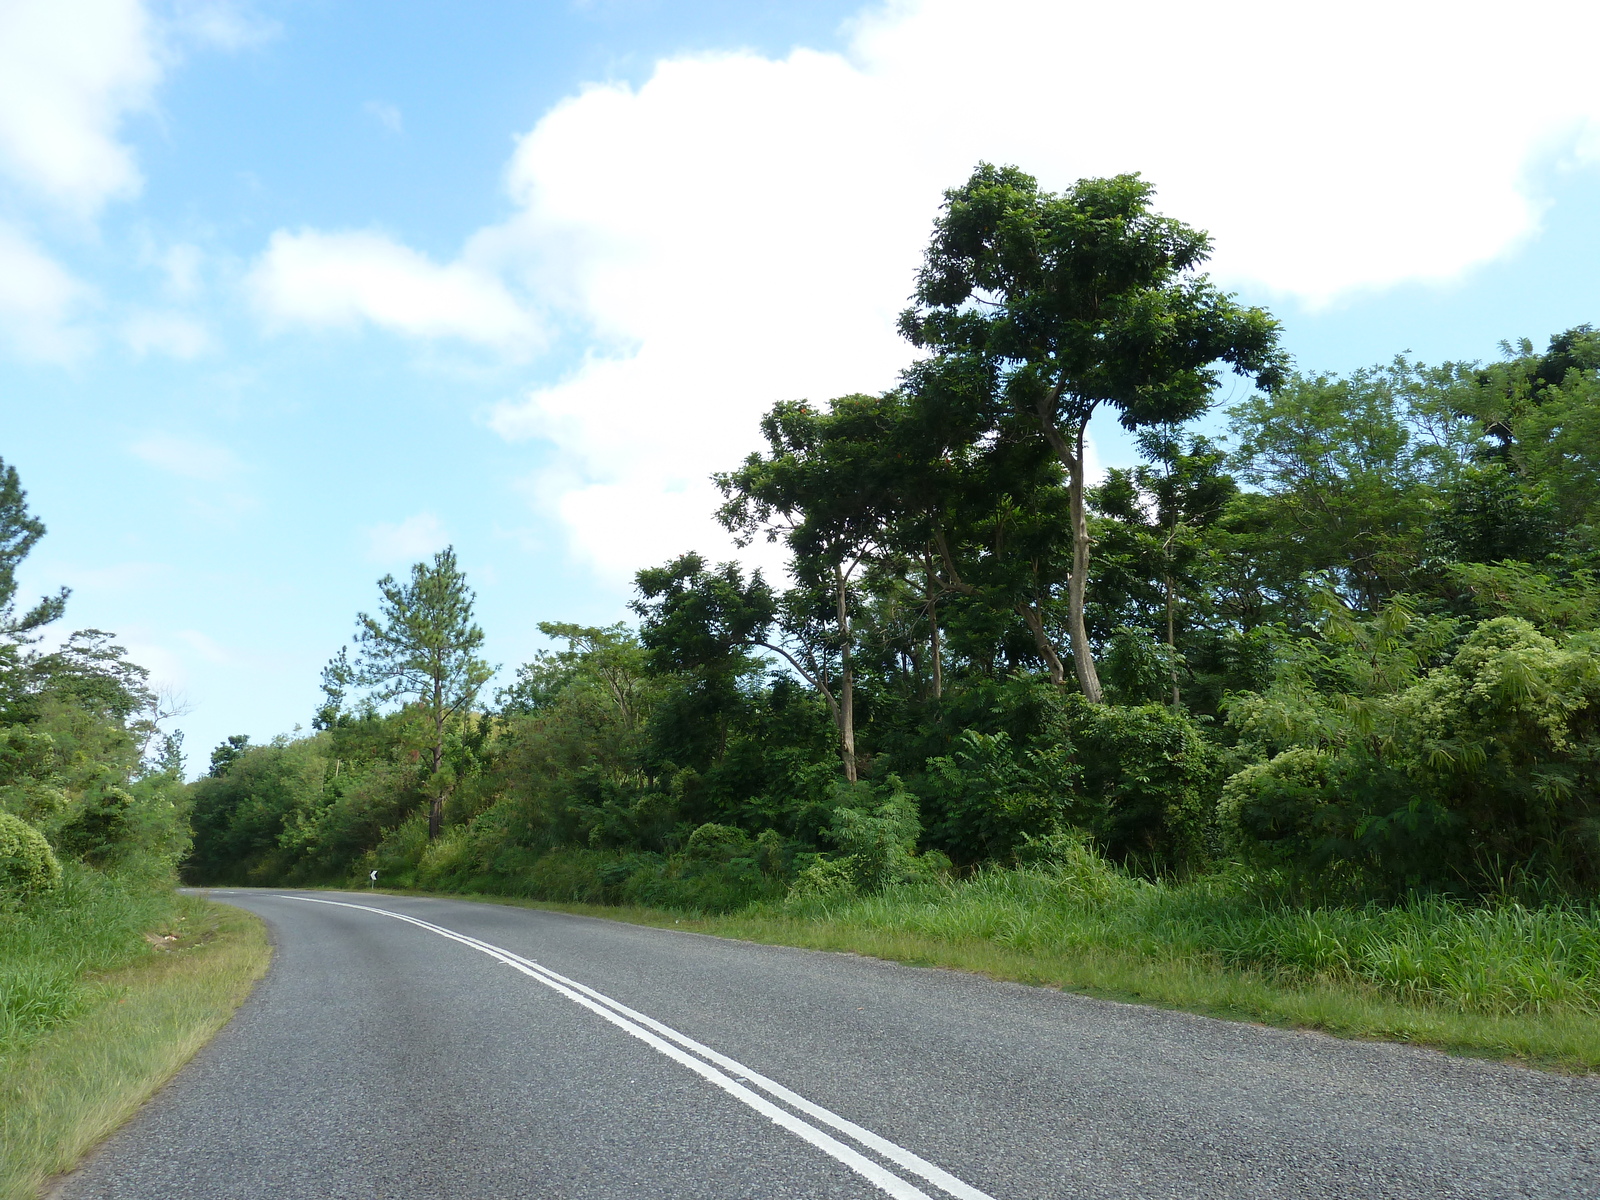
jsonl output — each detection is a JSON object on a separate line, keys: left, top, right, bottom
{"left": 365, "top": 513, "right": 449, "bottom": 564}
{"left": 0, "top": 0, "right": 273, "bottom": 213}
{"left": 247, "top": 229, "right": 542, "bottom": 351}
{"left": 0, "top": 222, "right": 94, "bottom": 360}
{"left": 156, "top": 242, "right": 204, "bottom": 297}
{"left": 0, "top": 0, "right": 263, "bottom": 365}
{"left": 0, "top": 0, "right": 161, "bottom": 215}
{"left": 119, "top": 636, "right": 189, "bottom": 690}
{"left": 123, "top": 310, "right": 213, "bottom": 358}
{"left": 130, "top": 433, "right": 243, "bottom": 483}
{"left": 365, "top": 100, "right": 403, "bottom": 134}
{"left": 167, "top": 0, "right": 278, "bottom": 52}
{"left": 473, "top": 0, "right": 1600, "bottom": 580}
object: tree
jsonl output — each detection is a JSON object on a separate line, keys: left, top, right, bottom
{"left": 633, "top": 552, "right": 874, "bottom": 777}
{"left": 0, "top": 456, "right": 68, "bottom": 675}
{"left": 900, "top": 165, "right": 1285, "bottom": 701}
{"left": 1091, "top": 430, "right": 1237, "bottom": 703}
{"left": 351, "top": 547, "right": 493, "bottom": 838}
{"left": 717, "top": 394, "right": 912, "bottom": 781}
{"left": 498, "top": 623, "right": 648, "bottom": 729}
{"left": 886, "top": 359, "right": 1080, "bottom": 688}
{"left": 210, "top": 734, "right": 253, "bottom": 777}
{"left": 1227, "top": 362, "right": 1469, "bottom": 609}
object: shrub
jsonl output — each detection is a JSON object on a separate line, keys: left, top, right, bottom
{"left": 683, "top": 822, "right": 752, "bottom": 862}
{"left": 415, "top": 825, "right": 474, "bottom": 890}
{"left": 1070, "top": 699, "right": 1220, "bottom": 873}
{"left": 1219, "top": 747, "right": 1336, "bottom": 861}
{"left": 0, "top": 811, "right": 62, "bottom": 901}
{"left": 804, "top": 776, "right": 951, "bottom": 897}
{"left": 919, "top": 730, "right": 1080, "bottom": 864}
{"left": 1223, "top": 615, "right": 1600, "bottom": 893}
{"left": 54, "top": 787, "right": 134, "bottom": 866}
{"left": 786, "top": 855, "right": 857, "bottom": 900}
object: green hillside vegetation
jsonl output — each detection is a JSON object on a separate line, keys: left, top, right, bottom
{"left": 0, "top": 459, "right": 270, "bottom": 1200}
{"left": 185, "top": 167, "right": 1600, "bottom": 1060}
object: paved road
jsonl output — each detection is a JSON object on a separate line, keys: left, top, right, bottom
{"left": 55, "top": 891, "right": 1600, "bottom": 1199}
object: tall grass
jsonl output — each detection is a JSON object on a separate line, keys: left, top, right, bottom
{"left": 776, "top": 854, "right": 1600, "bottom": 1018}
{"left": 0, "top": 899, "right": 270, "bottom": 1200}
{"left": 0, "top": 866, "right": 186, "bottom": 1053}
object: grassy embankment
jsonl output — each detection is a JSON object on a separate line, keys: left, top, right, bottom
{"left": 0, "top": 870, "right": 270, "bottom": 1200}
{"left": 364, "top": 845, "right": 1600, "bottom": 1074}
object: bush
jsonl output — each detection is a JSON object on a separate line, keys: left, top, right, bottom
{"left": 683, "top": 822, "right": 752, "bottom": 861}
{"left": 0, "top": 811, "right": 61, "bottom": 901}
{"left": 919, "top": 730, "right": 1080, "bottom": 864}
{"left": 1224, "top": 615, "right": 1600, "bottom": 892}
{"left": 1219, "top": 747, "right": 1337, "bottom": 861}
{"left": 1070, "top": 698, "right": 1220, "bottom": 873}
{"left": 54, "top": 787, "right": 134, "bottom": 866}
{"left": 790, "top": 776, "right": 951, "bottom": 900}
{"left": 829, "top": 776, "right": 923, "bottom": 892}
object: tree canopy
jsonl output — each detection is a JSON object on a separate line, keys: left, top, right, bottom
{"left": 899, "top": 166, "right": 1286, "bottom": 699}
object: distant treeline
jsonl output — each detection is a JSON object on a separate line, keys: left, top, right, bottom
{"left": 185, "top": 166, "right": 1600, "bottom": 910}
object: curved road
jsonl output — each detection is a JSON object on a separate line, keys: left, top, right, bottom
{"left": 55, "top": 890, "right": 1600, "bottom": 1199}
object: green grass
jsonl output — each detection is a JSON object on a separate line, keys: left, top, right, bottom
{"left": 353, "top": 850, "right": 1600, "bottom": 1074}
{"left": 0, "top": 875, "right": 271, "bottom": 1200}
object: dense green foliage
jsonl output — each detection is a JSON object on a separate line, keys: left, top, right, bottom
{"left": 0, "top": 811, "right": 59, "bottom": 901}
{"left": 0, "top": 458, "right": 192, "bottom": 1053}
{"left": 185, "top": 171, "right": 1600, "bottom": 945}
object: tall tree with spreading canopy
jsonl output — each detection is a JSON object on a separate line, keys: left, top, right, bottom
{"left": 899, "top": 165, "right": 1285, "bottom": 701}
{"left": 351, "top": 546, "right": 492, "bottom": 838}
{"left": 716, "top": 394, "right": 910, "bottom": 781}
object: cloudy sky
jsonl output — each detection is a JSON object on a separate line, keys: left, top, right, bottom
{"left": 5, "top": 0, "right": 1600, "bottom": 770}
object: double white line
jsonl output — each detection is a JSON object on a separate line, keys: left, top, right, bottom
{"left": 283, "top": 896, "right": 996, "bottom": 1200}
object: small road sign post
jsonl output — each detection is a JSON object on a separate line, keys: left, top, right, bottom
{"left": 369, "top": 869, "right": 378, "bottom": 891}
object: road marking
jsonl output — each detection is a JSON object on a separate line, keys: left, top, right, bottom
{"left": 280, "top": 895, "right": 997, "bottom": 1200}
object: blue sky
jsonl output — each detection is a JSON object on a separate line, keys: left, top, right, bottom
{"left": 3, "top": 0, "right": 1599, "bottom": 773}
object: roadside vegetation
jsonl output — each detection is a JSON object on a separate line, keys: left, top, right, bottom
{"left": 178, "top": 166, "right": 1600, "bottom": 1067}
{"left": 0, "top": 459, "right": 269, "bottom": 1198}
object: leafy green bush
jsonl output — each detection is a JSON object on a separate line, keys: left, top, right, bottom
{"left": 919, "top": 730, "right": 1080, "bottom": 864}
{"left": 54, "top": 787, "right": 134, "bottom": 866}
{"left": 683, "top": 822, "right": 752, "bottom": 861}
{"left": 0, "top": 811, "right": 60, "bottom": 901}
{"left": 1069, "top": 698, "right": 1220, "bottom": 873}
{"left": 1218, "top": 747, "right": 1338, "bottom": 862}
{"left": 787, "top": 776, "right": 950, "bottom": 901}
{"left": 1225, "top": 612, "right": 1600, "bottom": 892}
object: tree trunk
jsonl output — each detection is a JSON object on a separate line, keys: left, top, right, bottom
{"left": 1016, "top": 601, "right": 1067, "bottom": 685}
{"left": 429, "top": 678, "right": 445, "bottom": 840}
{"left": 925, "top": 554, "right": 943, "bottom": 701}
{"left": 1064, "top": 416, "right": 1104, "bottom": 702}
{"left": 836, "top": 564, "right": 857, "bottom": 782}
{"left": 1164, "top": 572, "right": 1180, "bottom": 706}
{"left": 1037, "top": 405, "right": 1105, "bottom": 702}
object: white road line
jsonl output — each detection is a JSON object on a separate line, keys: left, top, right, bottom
{"left": 280, "top": 895, "right": 997, "bottom": 1200}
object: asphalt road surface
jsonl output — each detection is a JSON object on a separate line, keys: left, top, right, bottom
{"left": 54, "top": 890, "right": 1600, "bottom": 1199}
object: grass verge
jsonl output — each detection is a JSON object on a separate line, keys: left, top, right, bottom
{"left": 0, "top": 897, "right": 270, "bottom": 1200}
{"left": 340, "top": 874, "right": 1600, "bottom": 1076}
